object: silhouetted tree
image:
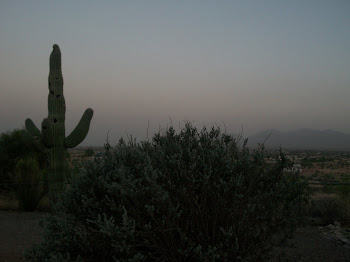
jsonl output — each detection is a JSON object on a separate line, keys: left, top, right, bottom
{"left": 84, "top": 147, "right": 95, "bottom": 157}
{"left": 0, "top": 128, "right": 48, "bottom": 196}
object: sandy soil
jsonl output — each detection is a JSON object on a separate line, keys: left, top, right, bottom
{"left": 1, "top": 211, "right": 350, "bottom": 262}
{"left": 0, "top": 211, "right": 46, "bottom": 262}
{"left": 267, "top": 225, "right": 350, "bottom": 261}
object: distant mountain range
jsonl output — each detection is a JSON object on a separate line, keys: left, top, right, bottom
{"left": 245, "top": 129, "right": 350, "bottom": 151}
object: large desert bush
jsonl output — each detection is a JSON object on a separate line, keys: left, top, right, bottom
{"left": 26, "top": 123, "right": 302, "bottom": 261}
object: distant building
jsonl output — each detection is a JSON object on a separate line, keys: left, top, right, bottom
{"left": 94, "top": 152, "right": 105, "bottom": 158}
{"left": 283, "top": 164, "right": 302, "bottom": 173}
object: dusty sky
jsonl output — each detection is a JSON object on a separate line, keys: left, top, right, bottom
{"left": 1, "top": 1, "right": 349, "bottom": 146}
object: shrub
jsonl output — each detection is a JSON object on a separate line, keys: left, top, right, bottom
{"left": 84, "top": 147, "right": 95, "bottom": 157}
{"left": 308, "top": 196, "right": 350, "bottom": 225}
{"left": 336, "top": 174, "right": 350, "bottom": 200}
{"left": 26, "top": 123, "right": 302, "bottom": 262}
{"left": 15, "top": 156, "right": 47, "bottom": 211}
{"left": 0, "top": 128, "right": 48, "bottom": 197}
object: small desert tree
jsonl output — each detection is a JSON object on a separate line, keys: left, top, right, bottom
{"left": 0, "top": 128, "right": 48, "bottom": 197}
{"left": 84, "top": 147, "right": 95, "bottom": 157}
{"left": 15, "top": 156, "right": 46, "bottom": 211}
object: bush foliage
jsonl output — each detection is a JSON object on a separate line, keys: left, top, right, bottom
{"left": 0, "top": 128, "right": 48, "bottom": 197}
{"left": 15, "top": 156, "right": 47, "bottom": 211}
{"left": 84, "top": 147, "right": 95, "bottom": 157}
{"left": 26, "top": 123, "right": 302, "bottom": 261}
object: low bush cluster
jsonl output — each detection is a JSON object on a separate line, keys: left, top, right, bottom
{"left": 0, "top": 129, "right": 49, "bottom": 211}
{"left": 26, "top": 123, "right": 302, "bottom": 261}
{"left": 15, "top": 156, "right": 46, "bottom": 211}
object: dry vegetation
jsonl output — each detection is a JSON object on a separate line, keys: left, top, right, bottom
{"left": 286, "top": 151, "right": 350, "bottom": 225}
{"left": 2, "top": 149, "right": 350, "bottom": 261}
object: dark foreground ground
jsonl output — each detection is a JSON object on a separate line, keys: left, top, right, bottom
{"left": 0, "top": 211, "right": 46, "bottom": 262}
{"left": 1, "top": 211, "right": 350, "bottom": 262}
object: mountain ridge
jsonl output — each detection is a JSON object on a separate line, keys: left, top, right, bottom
{"left": 246, "top": 129, "right": 350, "bottom": 150}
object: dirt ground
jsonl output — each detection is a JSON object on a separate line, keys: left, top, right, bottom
{"left": 267, "top": 225, "right": 350, "bottom": 261}
{"left": 0, "top": 211, "right": 46, "bottom": 262}
{"left": 1, "top": 211, "right": 350, "bottom": 262}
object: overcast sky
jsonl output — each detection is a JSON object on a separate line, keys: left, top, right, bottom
{"left": 1, "top": 1, "right": 349, "bottom": 146}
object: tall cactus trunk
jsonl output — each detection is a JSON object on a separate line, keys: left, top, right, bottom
{"left": 25, "top": 44, "right": 94, "bottom": 205}
{"left": 47, "top": 45, "right": 66, "bottom": 203}
{"left": 48, "top": 148, "right": 67, "bottom": 203}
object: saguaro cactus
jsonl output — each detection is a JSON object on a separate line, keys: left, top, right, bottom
{"left": 25, "top": 44, "right": 93, "bottom": 203}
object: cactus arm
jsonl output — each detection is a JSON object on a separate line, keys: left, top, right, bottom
{"left": 25, "top": 118, "right": 41, "bottom": 137}
{"left": 24, "top": 44, "right": 94, "bottom": 204}
{"left": 41, "top": 118, "right": 54, "bottom": 148}
{"left": 25, "top": 118, "right": 46, "bottom": 151}
{"left": 64, "top": 108, "right": 94, "bottom": 148}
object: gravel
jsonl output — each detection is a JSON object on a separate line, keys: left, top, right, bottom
{"left": 0, "top": 211, "right": 46, "bottom": 262}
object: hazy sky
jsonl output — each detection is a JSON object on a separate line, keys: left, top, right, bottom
{"left": 1, "top": 1, "right": 349, "bottom": 146}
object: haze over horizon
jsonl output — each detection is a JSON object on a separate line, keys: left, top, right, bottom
{"left": 1, "top": 1, "right": 349, "bottom": 146}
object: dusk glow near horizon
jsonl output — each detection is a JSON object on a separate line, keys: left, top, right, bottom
{"left": 1, "top": 1, "right": 349, "bottom": 146}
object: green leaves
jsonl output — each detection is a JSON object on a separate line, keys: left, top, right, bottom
{"left": 0, "top": 128, "right": 48, "bottom": 197}
{"left": 26, "top": 123, "right": 302, "bottom": 261}
{"left": 15, "top": 156, "right": 46, "bottom": 211}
